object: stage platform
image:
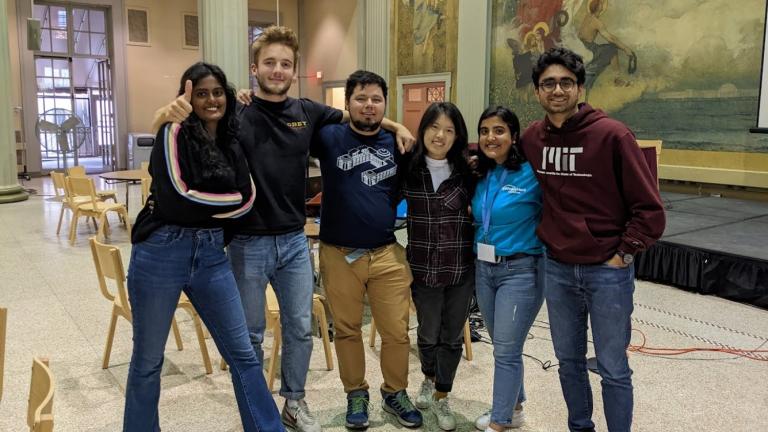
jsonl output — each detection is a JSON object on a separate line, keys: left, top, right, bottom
{"left": 636, "top": 191, "right": 768, "bottom": 309}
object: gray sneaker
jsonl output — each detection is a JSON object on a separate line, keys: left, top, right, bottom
{"left": 282, "top": 399, "right": 322, "bottom": 432}
{"left": 475, "top": 406, "right": 525, "bottom": 430}
{"left": 415, "top": 379, "right": 435, "bottom": 409}
{"left": 431, "top": 397, "right": 456, "bottom": 431}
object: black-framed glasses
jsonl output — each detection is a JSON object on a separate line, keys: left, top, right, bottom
{"left": 539, "top": 78, "right": 577, "bottom": 92}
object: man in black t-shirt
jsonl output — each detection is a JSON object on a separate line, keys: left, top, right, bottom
{"left": 153, "top": 27, "right": 414, "bottom": 432}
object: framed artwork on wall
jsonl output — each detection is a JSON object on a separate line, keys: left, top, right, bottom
{"left": 126, "top": 6, "right": 150, "bottom": 46}
{"left": 182, "top": 13, "right": 199, "bottom": 50}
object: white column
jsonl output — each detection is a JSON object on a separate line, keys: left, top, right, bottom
{"left": 456, "top": 0, "right": 491, "bottom": 142}
{"left": 0, "top": 0, "right": 28, "bottom": 203}
{"left": 198, "top": 0, "right": 249, "bottom": 90}
{"left": 362, "top": 0, "right": 389, "bottom": 80}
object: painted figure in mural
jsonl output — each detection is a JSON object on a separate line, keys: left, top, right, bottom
{"left": 313, "top": 70, "right": 423, "bottom": 431}
{"left": 576, "top": 0, "right": 636, "bottom": 88}
{"left": 506, "top": 0, "right": 569, "bottom": 98}
{"left": 409, "top": 0, "right": 446, "bottom": 73}
{"left": 522, "top": 47, "right": 665, "bottom": 432}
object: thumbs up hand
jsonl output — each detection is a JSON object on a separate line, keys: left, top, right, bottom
{"left": 165, "top": 79, "right": 194, "bottom": 124}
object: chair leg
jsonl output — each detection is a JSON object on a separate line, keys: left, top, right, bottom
{"left": 56, "top": 205, "right": 66, "bottom": 235}
{"left": 69, "top": 209, "right": 80, "bottom": 245}
{"left": 90, "top": 216, "right": 98, "bottom": 231}
{"left": 463, "top": 319, "right": 473, "bottom": 361}
{"left": 313, "top": 299, "right": 333, "bottom": 370}
{"left": 368, "top": 318, "right": 377, "bottom": 347}
{"left": 220, "top": 358, "right": 228, "bottom": 371}
{"left": 267, "top": 319, "right": 281, "bottom": 392}
{"left": 191, "top": 314, "right": 213, "bottom": 374}
{"left": 171, "top": 317, "right": 184, "bottom": 351}
{"left": 102, "top": 310, "right": 119, "bottom": 369}
{"left": 123, "top": 208, "right": 132, "bottom": 233}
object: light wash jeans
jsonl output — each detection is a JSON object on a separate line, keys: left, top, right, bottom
{"left": 545, "top": 257, "right": 635, "bottom": 432}
{"left": 475, "top": 255, "right": 544, "bottom": 426}
{"left": 228, "top": 230, "right": 314, "bottom": 400}
{"left": 125, "top": 225, "right": 283, "bottom": 432}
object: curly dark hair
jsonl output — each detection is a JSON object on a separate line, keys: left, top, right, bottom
{"left": 176, "top": 62, "right": 239, "bottom": 191}
{"left": 475, "top": 106, "right": 526, "bottom": 177}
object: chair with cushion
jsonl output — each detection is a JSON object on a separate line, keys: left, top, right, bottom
{"left": 90, "top": 237, "right": 213, "bottom": 374}
{"left": 66, "top": 176, "right": 130, "bottom": 245}
{"left": 66, "top": 165, "right": 119, "bottom": 203}
{"left": 27, "top": 357, "right": 54, "bottom": 432}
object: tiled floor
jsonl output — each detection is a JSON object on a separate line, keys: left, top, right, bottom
{"left": 1, "top": 177, "right": 767, "bottom": 431}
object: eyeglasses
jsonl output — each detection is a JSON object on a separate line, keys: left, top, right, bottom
{"left": 538, "top": 78, "right": 577, "bottom": 92}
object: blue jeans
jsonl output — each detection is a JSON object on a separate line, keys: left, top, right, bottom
{"left": 228, "top": 230, "right": 314, "bottom": 400}
{"left": 475, "top": 256, "right": 544, "bottom": 426}
{"left": 124, "top": 226, "right": 283, "bottom": 432}
{"left": 545, "top": 257, "right": 635, "bottom": 432}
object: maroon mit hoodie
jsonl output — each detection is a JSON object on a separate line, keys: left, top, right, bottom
{"left": 521, "top": 103, "right": 665, "bottom": 264}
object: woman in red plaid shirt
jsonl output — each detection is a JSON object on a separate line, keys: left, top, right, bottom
{"left": 401, "top": 102, "right": 476, "bottom": 431}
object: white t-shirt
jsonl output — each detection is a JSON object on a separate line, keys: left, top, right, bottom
{"left": 425, "top": 156, "right": 452, "bottom": 191}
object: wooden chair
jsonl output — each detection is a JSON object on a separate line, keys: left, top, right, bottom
{"left": 220, "top": 285, "right": 334, "bottom": 391}
{"left": 265, "top": 286, "right": 334, "bottom": 391}
{"left": 67, "top": 176, "right": 130, "bottom": 245}
{"left": 66, "top": 165, "right": 119, "bottom": 203}
{"left": 89, "top": 238, "right": 213, "bottom": 374}
{"left": 27, "top": 357, "right": 54, "bottom": 432}
{"left": 369, "top": 305, "right": 474, "bottom": 361}
{"left": 0, "top": 307, "right": 6, "bottom": 402}
{"left": 50, "top": 172, "right": 91, "bottom": 235}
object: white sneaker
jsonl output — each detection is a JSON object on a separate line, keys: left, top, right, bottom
{"left": 415, "top": 379, "right": 435, "bottom": 409}
{"left": 431, "top": 397, "right": 457, "bottom": 431}
{"left": 282, "top": 399, "right": 322, "bottom": 432}
{"left": 475, "top": 407, "right": 525, "bottom": 430}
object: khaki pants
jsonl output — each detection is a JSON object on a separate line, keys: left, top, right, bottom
{"left": 319, "top": 241, "right": 413, "bottom": 394}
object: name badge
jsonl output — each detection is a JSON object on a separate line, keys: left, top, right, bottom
{"left": 345, "top": 248, "right": 366, "bottom": 264}
{"left": 478, "top": 243, "right": 496, "bottom": 263}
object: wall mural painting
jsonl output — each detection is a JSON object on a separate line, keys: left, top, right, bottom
{"left": 390, "top": 0, "right": 459, "bottom": 116}
{"left": 490, "top": 0, "right": 768, "bottom": 152}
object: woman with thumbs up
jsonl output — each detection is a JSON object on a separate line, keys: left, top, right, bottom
{"left": 123, "top": 62, "right": 283, "bottom": 432}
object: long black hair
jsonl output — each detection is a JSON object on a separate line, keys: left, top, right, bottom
{"left": 475, "top": 105, "right": 526, "bottom": 177}
{"left": 177, "top": 62, "right": 239, "bottom": 190}
{"left": 405, "top": 102, "right": 470, "bottom": 177}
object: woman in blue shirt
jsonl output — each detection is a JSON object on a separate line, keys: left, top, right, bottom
{"left": 471, "top": 106, "right": 544, "bottom": 432}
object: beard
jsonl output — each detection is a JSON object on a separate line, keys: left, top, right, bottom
{"left": 351, "top": 118, "right": 382, "bottom": 132}
{"left": 256, "top": 74, "right": 291, "bottom": 96}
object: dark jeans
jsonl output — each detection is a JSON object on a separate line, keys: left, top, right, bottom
{"left": 411, "top": 271, "right": 474, "bottom": 393}
{"left": 124, "top": 226, "right": 284, "bottom": 432}
{"left": 545, "top": 256, "right": 635, "bottom": 432}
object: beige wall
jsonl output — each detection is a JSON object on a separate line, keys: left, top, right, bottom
{"left": 124, "top": 0, "right": 200, "bottom": 133}
{"left": 299, "top": 0, "right": 359, "bottom": 102}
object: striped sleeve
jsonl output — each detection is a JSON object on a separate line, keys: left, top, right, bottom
{"left": 213, "top": 177, "right": 256, "bottom": 219}
{"left": 163, "top": 123, "right": 243, "bottom": 206}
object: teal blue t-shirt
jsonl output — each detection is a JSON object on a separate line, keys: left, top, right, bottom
{"left": 472, "top": 162, "right": 543, "bottom": 256}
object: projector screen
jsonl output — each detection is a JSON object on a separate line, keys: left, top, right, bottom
{"left": 754, "top": 4, "right": 768, "bottom": 133}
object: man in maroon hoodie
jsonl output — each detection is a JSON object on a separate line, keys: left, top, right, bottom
{"left": 521, "top": 47, "right": 665, "bottom": 432}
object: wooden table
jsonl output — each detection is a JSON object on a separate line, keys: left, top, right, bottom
{"left": 99, "top": 169, "right": 146, "bottom": 210}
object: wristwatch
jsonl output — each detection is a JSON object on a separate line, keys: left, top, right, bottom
{"left": 617, "top": 250, "right": 634, "bottom": 265}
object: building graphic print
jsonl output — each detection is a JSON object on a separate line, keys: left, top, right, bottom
{"left": 336, "top": 146, "right": 397, "bottom": 186}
